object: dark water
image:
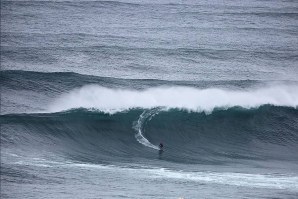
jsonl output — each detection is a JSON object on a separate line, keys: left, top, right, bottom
{"left": 1, "top": 0, "right": 298, "bottom": 198}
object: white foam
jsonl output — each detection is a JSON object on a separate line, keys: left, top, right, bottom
{"left": 148, "top": 168, "right": 298, "bottom": 190}
{"left": 12, "top": 157, "right": 298, "bottom": 190}
{"left": 71, "top": 163, "right": 298, "bottom": 190}
{"left": 41, "top": 160, "right": 298, "bottom": 190}
{"left": 48, "top": 85, "right": 298, "bottom": 114}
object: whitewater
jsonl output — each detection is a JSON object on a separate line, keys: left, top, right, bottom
{"left": 49, "top": 85, "right": 298, "bottom": 114}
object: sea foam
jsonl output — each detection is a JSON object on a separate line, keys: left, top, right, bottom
{"left": 49, "top": 85, "right": 298, "bottom": 114}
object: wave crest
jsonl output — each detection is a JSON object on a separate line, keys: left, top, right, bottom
{"left": 48, "top": 85, "right": 298, "bottom": 114}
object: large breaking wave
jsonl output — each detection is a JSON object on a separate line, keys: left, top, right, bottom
{"left": 1, "top": 70, "right": 298, "bottom": 166}
{"left": 43, "top": 85, "right": 298, "bottom": 152}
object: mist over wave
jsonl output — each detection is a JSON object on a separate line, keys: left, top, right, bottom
{"left": 49, "top": 85, "right": 298, "bottom": 114}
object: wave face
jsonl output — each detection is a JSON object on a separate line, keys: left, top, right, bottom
{"left": 2, "top": 106, "right": 298, "bottom": 166}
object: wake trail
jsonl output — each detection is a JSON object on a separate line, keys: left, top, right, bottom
{"left": 133, "top": 108, "right": 163, "bottom": 150}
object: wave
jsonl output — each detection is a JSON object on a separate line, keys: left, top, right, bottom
{"left": 1, "top": 70, "right": 271, "bottom": 91}
{"left": 2, "top": 70, "right": 298, "bottom": 164}
{"left": 48, "top": 85, "right": 298, "bottom": 114}
{"left": 3, "top": 43, "right": 297, "bottom": 64}
{"left": 2, "top": 106, "right": 298, "bottom": 165}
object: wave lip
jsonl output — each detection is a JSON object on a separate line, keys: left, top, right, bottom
{"left": 48, "top": 85, "right": 298, "bottom": 114}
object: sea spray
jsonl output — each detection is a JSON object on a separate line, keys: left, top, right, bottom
{"left": 49, "top": 85, "right": 298, "bottom": 114}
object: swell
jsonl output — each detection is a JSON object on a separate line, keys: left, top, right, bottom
{"left": 1, "top": 70, "right": 275, "bottom": 92}
{"left": 2, "top": 45, "right": 297, "bottom": 63}
{"left": 1, "top": 107, "right": 298, "bottom": 165}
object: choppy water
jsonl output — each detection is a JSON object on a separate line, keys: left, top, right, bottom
{"left": 1, "top": 0, "right": 298, "bottom": 198}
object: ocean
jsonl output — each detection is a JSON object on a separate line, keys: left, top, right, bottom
{"left": 1, "top": 0, "right": 298, "bottom": 198}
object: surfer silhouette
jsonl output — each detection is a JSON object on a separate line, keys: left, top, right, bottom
{"left": 158, "top": 142, "right": 164, "bottom": 157}
{"left": 159, "top": 143, "right": 163, "bottom": 150}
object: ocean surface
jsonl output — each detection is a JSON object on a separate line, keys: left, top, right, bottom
{"left": 1, "top": 0, "right": 298, "bottom": 198}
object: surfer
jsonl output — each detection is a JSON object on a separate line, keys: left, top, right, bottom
{"left": 159, "top": 142, "right": 163, "bottom": 150}
{"left": 158, "top": 142, "right": 164, "bottom": 156}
